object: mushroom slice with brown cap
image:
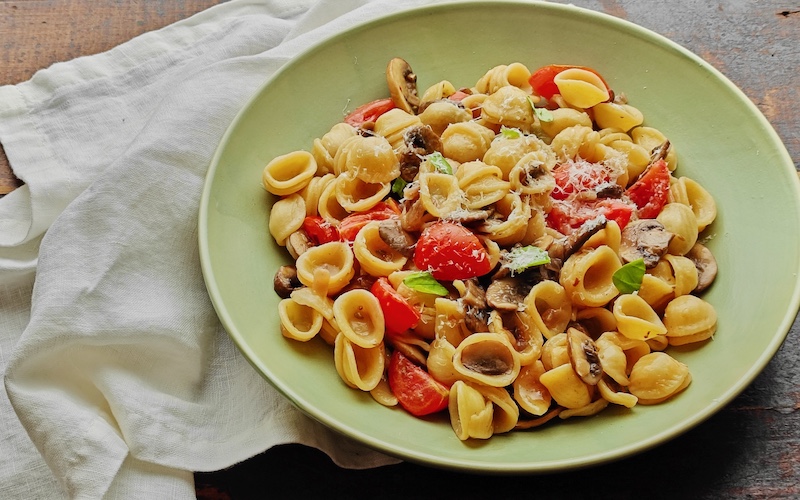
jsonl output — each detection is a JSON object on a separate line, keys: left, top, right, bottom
{"left": 685, "top": 242, "right": 717, "bottom": 292}
{"left": 547, "top": 215, "right": 608, "bottom": 263}
{"left": 274, "top": 265, "right": 302, "bottom": 299}
{"left": 619, "top": 219, "right": 673, "bottom": 268}
{"left": 377, "top": 218, "right": 415, "bottom": 258}
{"left": 566, "top": 327, "right": 603, "bottom": 386}
{"left": 398, "top": 124, "right": 442, "bottom": 182}
{"left": 387, "top": 57, "right": 421, "bottom": 114}
{"left": 485, "top": 277, "right": 532, "bottom": 312}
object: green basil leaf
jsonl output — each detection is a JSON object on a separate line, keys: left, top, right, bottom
{"left": 505, "top": 245, "right": 551, "bottom": 274}
{"left": 403, "top": 271, "right": 449, "bottom": 296}
{"left": 500, "top": 126, "right": 522, "bottom": 139}
{"left": 533, "top": 106, "right": 554, "bottom": 123}
{"left": 391, "top": 177, "right": 407, "bottom": 198}
{"left": 427, "top": 152, "right": 453, "bottom": 175}
{"left": 613, "top": 258, "right": 646, "bottom": 294}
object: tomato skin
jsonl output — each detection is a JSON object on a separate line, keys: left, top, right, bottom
{"left": 371, "top": 278, "right": 420, "bottom": 334}
{"left": 338, "top": 202, "right": 399, "bottom": 242}
{"left": 529, "top": 64, "right": 610, "bottom": 100}
{"left": 413, "top": 221, "right": 492, "bottom": 281}
{"left": 448, "top": 90, "right": 470, "bottom": 102}
{"left": 625, "top": 159, "right": 671, "bottom": 219}
{"left": 302, "top": 216, "right": 340, "bottom": 245}
{"left": 388, "top": 351, "right": 449, "bottom": 417}
{"left": 343, "top": 98, "right": 396, "bottom": 127}
{"left": 551, "top": 161, "right": 611, "bottom": 200}
{"left": 547, "top": 198, "right": 635, "bottom": 234}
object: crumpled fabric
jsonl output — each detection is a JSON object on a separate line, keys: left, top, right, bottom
{"left": 0, "top": 0, "right": 445, "bottom": 497}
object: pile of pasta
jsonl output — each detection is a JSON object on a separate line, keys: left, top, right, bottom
{"left": 263, "top": 59, "right": 718, "bottom": 441}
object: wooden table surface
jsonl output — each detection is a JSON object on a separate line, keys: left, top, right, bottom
{"left": 2, "top": 1, "right": 798, "bottom": 498}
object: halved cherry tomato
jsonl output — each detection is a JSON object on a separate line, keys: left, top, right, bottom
{"left": 343, "top": 98, "right": 396, "bottom": 127}
{"left": 547, "top": 198, "right": 635, "bottom": 235}
{"left": 302, "top": 216, "right": 340, "bottom": 245}
{"left": 551, "top": 161, "right": 612, "bottom": 201}
{"left": 625, "top": 159, "right": 671, "bottom": 219}
{"left": 338, "top": 202, "right": 399, "bottom": 242}
{"left": 388, "top": 351, "right": 449, "bottom": 417}
{"left": 414, "top": 221, "right": 492, "bottom": 281}
{"left": 371, "top": 278, "right": 420, "bottom": 334}
{"left": 448, "top": 90, "right": 470, "bottom": 102}
{"left": 528, "top": 64, "right": 610, "bottom": 100}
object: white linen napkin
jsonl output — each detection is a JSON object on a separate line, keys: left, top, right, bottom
{"left": 0, "top": 0, "right": 449, "bottom": 497}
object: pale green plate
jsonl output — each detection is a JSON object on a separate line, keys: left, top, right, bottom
{"left": 199, "top": 1, "right": 800, "bottom": 472}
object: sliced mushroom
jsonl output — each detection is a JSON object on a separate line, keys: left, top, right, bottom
{"left": 461, "top": 278, "right": 488, "bottom": 310}
{"left": 400, "top": 197, "right": 430, "bottom": 233}
{"left": 398, "top": 124, "right": 442, "bottom": 182}
{"left": 273, "top": 265, "right": 302, "bottom": 299}
{"left": 386, "top": 57, "right": 420, "bottom": 114}
{"left": 377, "top": 218, "right": 416, "bottom": 258}
{"left": 547, "top": 215, "right": 608, "bottom": 263}
{"left": 685, "top": 242, "right": 717, "bottom": 292}
{"left": 485, "top": 277, "right": 533, "bottom": 312}
{"left": 650, "top": 140, "right": 671, "bottom": 163}
{"left": 446, "top": 208, "right": 493, "bottom": 225}
{"left": 566, "top": 327, "right": 603, "bottom": 386}
{"left": 285, "top": 230, "right": 312, "bottom": 260}
{"left": 464, "top": 306, "right": 490, "bottom": 334}
{"left": 619, "top": 219, "right": 673, "bottom": 268}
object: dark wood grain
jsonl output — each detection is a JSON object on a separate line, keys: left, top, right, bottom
{"left": 0, "top": 1, "right": 798, "bottom": 498}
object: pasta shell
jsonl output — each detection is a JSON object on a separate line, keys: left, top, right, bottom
{"left": 427, "top": 336, "right": 461, "bottom": 386}
{"left": 541, "top": 332, "right": 570, "bottom": 371}
{"left": 470, "top": 382, "right": 520, "bottom": 434}
{"left": 597, "top": 378, "right": 638, "bottom": 408}
{"left": 295, "top": 241, "right": 355, "bottom": 295}
{"left": 524, "top": 280, "right": 572, "bottom": 340}
{"left": 333, "top": 333, "right": 385, "bottom": 391}
{"left": 553, "top": 68, "right": 609, "bottom": 108}
{"left": 352, "top": 221, "right": 407, "bottom": 277}
{"left": 268, "top": 193, "right": 306, "bottom": 246}
{"left": 657, "top": 203, "right": 698, "bottom": 256}
{"left": 333, "top": 289, "right": 385, "bottom": 348}
{"left": 613, "top": 293, "right": 668, "bottom": 341}
{"left": 628, "top": 352, "right": 691, "bottom": 404}
{"left": 262, "top": 150, "right": 317, "bottom": 196}
{"left": 538, "top": 362, "right": 592, "bottom": 409}
{"left": 480, "top": 85, "right": 536, "bottom": 132}
{"left": 512, "top": 361, "right": 552, "bottom": 416}
{"left": 448, "top": 380, "right": 494, "bottom": 441}
{"left": 592, "top": 102, "right": 644, "bottom": 132}
{"left": 663, "top": 295, "right": 717, "bottom": 346}
{"left": 452, "top": 332, "right": 521, "bottom": 387}
{"left": 278, "top": 298, "right": 323, "bottom": 342}
{"left": 559, "top": 245, "right": 622, "bottom": 308}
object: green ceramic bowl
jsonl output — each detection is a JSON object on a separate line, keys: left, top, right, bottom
{"left": 199, "top": 1, "right": 800, "bottom": 472}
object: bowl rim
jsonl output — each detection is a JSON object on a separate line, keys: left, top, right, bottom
{"left": 199, "top": 0, "right": 800, "bottom": 472}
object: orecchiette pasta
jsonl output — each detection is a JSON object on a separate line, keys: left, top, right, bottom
{"left": 263, "top": 57, "right": 720, "bottom": 441}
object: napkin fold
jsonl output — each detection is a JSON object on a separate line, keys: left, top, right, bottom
{"left": 0, "top": 0, "right": 444, "bottom": 497}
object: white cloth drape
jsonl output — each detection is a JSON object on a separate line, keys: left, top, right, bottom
{"left": 0, "top": 1, "right": 446, "bottom": 497}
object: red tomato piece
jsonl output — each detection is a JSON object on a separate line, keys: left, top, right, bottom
{"left": 388, "top": 351, "right": 449, "bottom": 417}
{"left": 413, "top": 221, "right": 492, "bottom": 281}
{"left": 625, "top": 159, "right": 671, "bottom": 219}
{"left": 371, "top": 278, "right": 420, "bottom": 334}
{"left": 338, "top": 203, "right": 399, "bottom": 242}
{"left": 343, "top": 98, "right": 396, "bottom": 127}
{"left": 528, "top": 64, "right": 610, "bottom": 100}
{"left": 302, "top": 216, "right": 340, "bottom": 245}
{"left": 551, "top": 160, "right": 611, "bottom": 200}
{"left": 547, "top": 198, "right": 635, "bottom": 234}
{"left": 448, "top": 90, "right": 470, "bottom": 102}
